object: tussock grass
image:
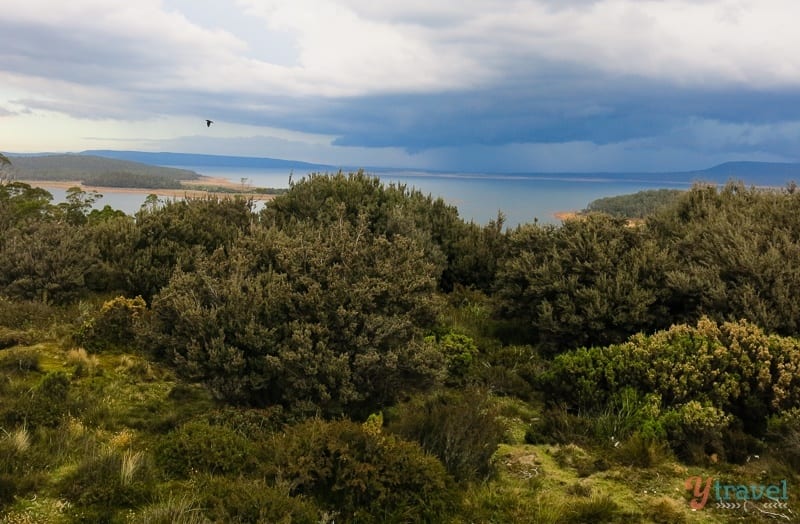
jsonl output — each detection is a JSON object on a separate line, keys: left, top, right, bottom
{"left": 8, "top": 426, "right": 31, "bottom": 453}
{"left": 119, "top": 450, "right": 144, "bottom": 486}
{"left": 66, "top": 347, "right": 99, "bottom": 376}
{"left": 126, "top": 495, "right": 209, "bottom": 524}
{"left": 646, "top": 496, "right": 687, "bottom": 524}
{"left": 566, "top": 493, "right": 620, "bottom": 523}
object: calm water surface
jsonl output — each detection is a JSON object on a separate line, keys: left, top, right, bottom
{"left": 47, "top": 166, "right": 696, "bottom": 227}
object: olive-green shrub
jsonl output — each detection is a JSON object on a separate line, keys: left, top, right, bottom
{"left": 276, "top": 418, "right": 455, "bottom": 522}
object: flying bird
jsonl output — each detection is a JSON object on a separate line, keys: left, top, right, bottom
{"left": 205, "top": 119, "right": 214, "bottom": 127}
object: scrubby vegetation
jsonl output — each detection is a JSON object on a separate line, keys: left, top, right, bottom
{"left": 585, "top": 188, "right": 685, "bottom": 218}
{"left": 1, "top": 171, "right": 799, "bottom": 522}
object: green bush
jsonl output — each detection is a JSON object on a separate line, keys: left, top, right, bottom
{"left": 387, "top": 389, "right": 505, "bottom": 482}
{"left": 0, "top": 220, "right": 98, "bottom": 304}
{"left": 660, "top": 401, "right": 732, "bottom": 463}
{"left": 0, "top": 327, "right": 34, "bottom": 349}
{"left": 541, "top": 318, "right": 800, "bottom": 436}
{"left": 9, "top": 371, "right": 70, "bottom": 428}
{"left": 75, "top": 295, "right": 146, "bottom": 352}
{"left": 150, "top": 216, "right": 445, "bottom": 418}
{"left": 203, "top": 405, "right": 287, "bottom": 441}
{"left": 476, "top": 344, "right": 540, "bottom": 399}
{"left": 526, "top": 410, "right": 569, "bottom": 446}
{"left": 193, "top": 476, "right": 319, "bottom": 524}
{"left": 277, "top": 417, "right": 455, "bottom": 522}
{"left": 612, "top": 433, "right": 670, "bottom": 468}
{"left": 767, "top": 408, "right": 800, "bottom": 470}
{"left": 648, "top": 182, "right": 800, "bottom": 336}
{"left": 0, "top": 426, "right": 37, "bottom": 509}
{"left": 0, "top": 347, "right": 40, "bottom": 373}
{"left": 156, "top": 419, "right": 256, "bottom": 478}
{"left": 423, "top": 332, "right": 478, "bottom": 386}
{"left": 59, "top": 447, "right": 156, "bottom": 515}
{"left": 495, "top": 214, "right": 667, "bottom": 352}
{"left": 0, "top": 297, "right": 59, "bottom": 328}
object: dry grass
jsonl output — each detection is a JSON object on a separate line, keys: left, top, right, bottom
{"left": 120, "top": 450, "right": 144, "bottom": 486}
{"left": 9, "top": 426, "right": 31, "bottom": 453}
{"left": 66, "top": 347, "right": 99, "bottom": 374}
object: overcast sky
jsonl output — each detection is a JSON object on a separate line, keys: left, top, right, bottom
{"left": 1, "top": 0, "right": 799, "bottom": 172}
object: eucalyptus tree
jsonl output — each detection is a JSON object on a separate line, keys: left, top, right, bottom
{"left": 0, "top": 152, "right": 12, "bottom": 184}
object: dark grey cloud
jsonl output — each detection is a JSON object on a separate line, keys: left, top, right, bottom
{"left": 223, "top": 75, "right": 800, "bottom": 156}
{"left": 4, "top": 1, "right": 800, "bottom": 172}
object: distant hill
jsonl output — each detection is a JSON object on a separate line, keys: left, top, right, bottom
{"left": 696, "top": 161, "right": 800, "bottom": 178}
{"left": 680, "top": 161, "right": 800, "bottom": 186}
{"left": 9, "top": 154, "right": 200, "bottom": 189}
{"left": 82, "top": 150, "right": 332, "bottom": 171}
{"left": 9, "top": 153, "right": 200, "bottom": 180}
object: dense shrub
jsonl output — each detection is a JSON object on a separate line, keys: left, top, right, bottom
{"left": 0, "top": 347, "right": 40, "bottom": 373}
{"left": 124, "top": 197, "right": 253, "bottom": 300}
{"left": 0, "top": 220, "right": 99, "bottom": 303}
{"left": 193, "top": 476, "right": 319, "bottom": 524}
{"left": 767, "top": 408, "right": 800, "bottom": 470}
{"left": 0, "top": 427, "right": 34, "bottom": 508}
{"left": 262, "top": 171, "right": 505, "bottom": 291}
{"left": 541, "top": 318, "right": 800, "bottom": 460}
{"left": 496, "top": 214, "right": 668, "bottom": 353}
{"left": 203, "top": 405, "right": 287, "bottom": 441}
{"left": 59, "top": 447, "right": 156, "bottom": 516}
{"left": 8, "top": 371, "right": 70, "bottom": 428}
{"left": 149, "top": 215, "right": 445, "bottom": 417}
{"left": 648, "top": 182, "right": 800, "bottom": 334}
{"left": 75, "top": 295, "right": 146, "bottom": 352}
{"left": 156, "top": 419, "right": 256, "bottom": 478}
{"left": 277, "top": 418, "right": 455, "bottom": 522}
{"left": 659, "top": 401, "right": 731, "bottom": 463}
{"left": 476, "top": 344, "right": 541, "bottom": 399}
{"left": 387, "top": 389, "right": 505, "bottom": 481}
{"left": 544, "top": 318, "right": 800, "bottom": 418}
{"left": 0, "top": 327, "right": 34, "bottom": 349}
{"left": 424, "top": 332, "right": 478, "bottom": 386}
{"left": 0, "top": 297, "right": 59, "bottom": 328}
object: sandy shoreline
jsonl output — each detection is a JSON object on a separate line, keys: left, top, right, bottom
{"left": 19, "top": 176, "right": 276, "bottom": 201}
{"left": 552, "top": 211, "right": 580, "bottom": 221}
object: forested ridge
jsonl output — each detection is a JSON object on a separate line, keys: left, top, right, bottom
{"left": 1, "top": 171, "right": 800, "bottom": 522}
{"left": 584, "top": 189, "right": 685, "bottom": 218}
{"left": 7, "top": 154, "right": 200, "bottom": 189}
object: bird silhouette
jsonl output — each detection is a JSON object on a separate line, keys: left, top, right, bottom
{"left": 206, "top": 119, "right": 214, "bottom": 127}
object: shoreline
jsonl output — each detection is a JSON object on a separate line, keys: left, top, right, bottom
{"left": 18, "top": 175, "right": 276, "bottom": 201}
{"left": 552, "top": 211, "right": 580, "bottom": 221}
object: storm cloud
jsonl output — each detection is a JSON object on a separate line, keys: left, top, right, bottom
{"left": 1, "top": 0, "right": 799, "bottom": 171}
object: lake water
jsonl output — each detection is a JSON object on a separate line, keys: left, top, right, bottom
{"left": 46, "top": 166, "right": 701, "bottom": 226}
